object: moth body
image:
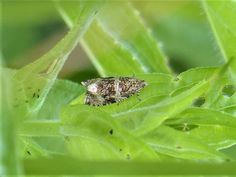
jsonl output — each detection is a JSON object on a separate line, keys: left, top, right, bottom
{"left": 82, "top": 77, "right": 147, "bottom": 106}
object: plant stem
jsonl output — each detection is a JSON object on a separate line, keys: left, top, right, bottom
{"left": 0, "top": 63, "right": 22, "bottom": 175}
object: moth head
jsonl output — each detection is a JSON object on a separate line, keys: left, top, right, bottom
{"left": 81, "top": 79, "right": 99, "bottom": 95}
{"left": 87, "top": 83, "right": 98, "bottom": 94}
{"left": 140, "top": 80, "right": 148, "bottom": 88}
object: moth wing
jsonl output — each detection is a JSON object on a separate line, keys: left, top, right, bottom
{"left": 85, "top": 94, "right": 106, "bottom": 106}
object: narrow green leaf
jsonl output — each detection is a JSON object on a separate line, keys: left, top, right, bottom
{"left": 176, "top": 67, "right": 218, "bottom": 87}
{"left": 11, "top": 1, "right": 101, "bottom": 120}
{"left": 203, "top": 0, "right": 236, "bottom": 79}
{"left": 58, "top": 2, "right": 171, "bottom": 76}
{"left": 18, "top": 121, "right": 61, "bottom": 137}
{"left": 175, "top": 65, "right": 234, "bottom": 109}
{"left": 95, "top": 2, "right": 171, "bottom": 74}
{"left": 0, "top": 66, "right": 22, "bottom": 175}
{"left": 19, "top": 137, "right": 50, "bottom": 158}
{"left": 142, "top": 125, "right": 228, "bottom": 161}
{"left": 115, "top": 81, "right": 209, "bottom": 136}
{"left": 221, "top": 144, "right": 236, "bottom": 160}
{"left": 19, "top": 136, "right": 68, "bottom": 158}
{"left": 188, "top": 126, "right": 236, "bottom": 151}
{"left": 210, "top": 85, "right": 236, "bottom": 111}
{"left": 166, "top": 108, "right": 236, "bottom": 150}
{"left": 81, "top": 21, "right": 145, "bottom": 76}
{"left": 167, "top": 107, "right": 236, "bottom": 128}
{"left": 220, "top": 104, "right": 236, "bottom": 116}
{"left": 18, "top": 121, "right": 67, "bottom": 158}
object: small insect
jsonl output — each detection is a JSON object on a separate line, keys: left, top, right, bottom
{"left": 81, "top": 77, "right": 147, "bottom": 106}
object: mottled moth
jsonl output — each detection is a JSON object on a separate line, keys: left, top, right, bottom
{"left": 81, "top": 77, "right": 147, "bottom": 106}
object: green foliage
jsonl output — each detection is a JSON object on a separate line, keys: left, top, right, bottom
{"left": 203, "top": 0, "right": 236, "bottom": 79}
{"left": 58, "top": 1, "right": 170, "bottom": 76}
{"left": 1, "top": 0, "right": 236, "bottom": 176}
{"left": 0, "top": 67, "right": 22, "bottom": 175}
{"left": 135, "top": 1, "right": 224, "bottom": 71}
{"left": 10, "top": 1, "right": 100, "bottom": 121}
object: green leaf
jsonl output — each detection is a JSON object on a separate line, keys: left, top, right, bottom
{"left": 165, "top": 108, "right": 236, "bottom": 150}
{"left": 170, "top": 67, "right": 219, "bottom": 105}
{"left": 19, "top": 121, "right": 61, "bottom": 137}
{"left": 11, "top": 1, "right": 101, "bottom": 120}
{"left": 135, "top": 1, "right": 225, "bottom": 71}
{"left": 176, "top": 67, "right": 218, "bottom": 87}
{"left": 167, "top": 107, "right": 236, "bottom": 128}
{"left": 189, "top": 126, "right": 236, "bottom": 151}
{"left": 61, "top": 105, "right": 159, "bottom": 161}
{"left": 0, "top": 67, "right": 22, "bottom": 175}
{"left": 19, "top": 137, "right": 50, "bottom": 158}
{"left": 81, "top": 21, "right": 145, "bottom": 76}
{"left": 142, "top": 125, "right": 228, "bottom": 161}
{"left": 221, "top": 144, "right": 236, "bottom": 160}
{"left": 18, "top": 121, "right": 68, "bottom": 158}
{"left": 203, "top": 0, "right": 236, "bottom": 79}
{"left": 220, "top": 104, "right": 236, "bottom": 116}
{"left": 17, "top": 79, "right": 85, "bottom": 159}
{"left": 206, "top": 83, "right": 236, "bottom": 112}
{"left": 36, "top": 79, "right": 84, "bottom": 120}
{"left": 58, "top": 2, "right": 171, "bottom": 76}
{"left": 115, "top": 80, "right": 209, "bottom": 136}
{"left": 174, "top": 65, "right": 234, "bottom": 110}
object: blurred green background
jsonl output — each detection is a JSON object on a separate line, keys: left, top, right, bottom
{"left": 2, "top": 0, "right": 224, "bottom": 81}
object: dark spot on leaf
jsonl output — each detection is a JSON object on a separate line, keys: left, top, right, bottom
{"left": 222, "top": 85, "right": 235, "bottom": 97}
{"left": 126, "top": 154, "right": 131, "bottom": 160}
{"left": 37, "top": 94, "right": 40, "bottom": 98}
{"left": 64, "top": 136, "right": 70, "bottom": 141}
{"left": 94, "top": 10, "right": 98, "bottom": 15}
{"left": 25, "top": 100, "right": 29, "bottom": 103}
{"left": 26, "top": 150, "right": 31, "bottom": 155}
{"left": 109, "top": 129, "right": 113, "bottom": 135}
{"left": 38, "top": 89, "right": 40, "bottom": 92}
{"left": 192, "top": 96, "right": 205, "bottom": 107}
{"left": 136, "top": 95, "right": 142, "bottom": 101}
{"left": 225, "top": 158, "right": 231, "bottom": 162}
{"left": 33, "top": 93, "right": 36, "bottom": 98}
{"left": 173, "top": 77, "right": 179, "bottom": 82}
{"left": 119, "top": 148, "right": 122, "bottom": 152}
{"left": 27, "top": 87, "right": 32, "bottom": 89}
{"left": 176, "top": 146, "right": 182, "bottom": 149}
